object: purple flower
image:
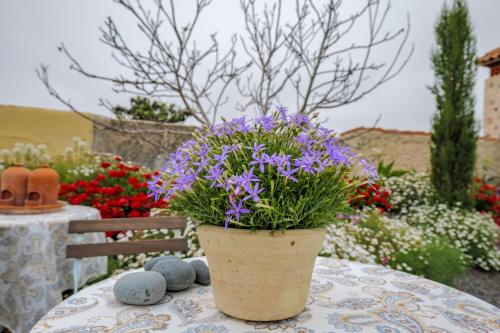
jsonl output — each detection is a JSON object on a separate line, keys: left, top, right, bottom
{"left": 241, "top": 168, "right": 260, "bottom": 184}
{"left": 294, "top": 132, "right": 316, "bottom": 147}
{"left": 360, "top": 158, "right": 378, "bottom": 182}
{"left": 230, "top": 116, "right": 253, "bottom": 133}
{"left": 293, "top": 154, "right": 316, "bottom": 174}
{"left": 289, "top": 113, "right": 310, "bottom": 128}
{"left": 247, "top": 143, "right": 266, "bottom": 156}
{"left": 318, "top": 127, "right": 336, "bottom": 140}
{"left": 250, "top": 152, "right": 269, "bottom": 173}
{"left": 244, "top": 183, "right": 264, "bottom": 202}
{"left": 278, "top": 162, "right": 299, "bottom": 182}
{"left": 214, "top": 145, "right": 233, "bottom": 164}
{"left": 205, "top": 166, "right": 224, "bottom": 188}
{"left": 257, "top": 115, "right": 277, "bottom": 132}
{"left": 276, "top": 105, "right": 288, "bottom": 121}
{"left": 225, "top": 200, "right": 251, "bottom": 221}
{"left": 325, "top": 144, "right": 352, "bottom": 166}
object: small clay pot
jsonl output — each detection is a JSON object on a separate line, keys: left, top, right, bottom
{"left": 25, "top": 166, "right": 60, "bottom": 207}
{"left": 0, "top": 164, "right": 31, "bottom": 206}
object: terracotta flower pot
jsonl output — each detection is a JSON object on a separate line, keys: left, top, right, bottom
{"left": 25, "top": 166, "right": 60, "bottom": 206}
{"left": 197, "top": 225, "right": 326, "bottom": 321}
{"left": 0, "top": 164, "right": 31, "bottom": 206}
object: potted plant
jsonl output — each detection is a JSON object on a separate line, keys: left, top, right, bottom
{"left": 149, "top": 107, "right": 377, "bottom": 321}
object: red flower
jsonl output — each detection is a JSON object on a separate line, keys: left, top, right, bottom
{"left": 59, "top": 162, "right": 169, "bottom": 239}
{"left": 129, "top": 210, "right": 141, "bottom": 218}
{"left": 128, "top": 177, "right": 139, "bottom": 185}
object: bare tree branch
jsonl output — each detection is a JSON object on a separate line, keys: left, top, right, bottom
{"left": 39, "top": 0, "right": 412, "bottom": 135}
{"left": 239, "top": 0, "right": 413, "bottom": 115}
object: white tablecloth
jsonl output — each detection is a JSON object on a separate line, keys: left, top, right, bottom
{"left": 0, "top": 205, "right": 108, "bottom": 333}
{"left": 31, "top": 257, "right": 499, "bottom": 333}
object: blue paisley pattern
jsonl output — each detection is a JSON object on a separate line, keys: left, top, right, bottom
{"left": 30, "top": 257, "right": 500, "bottom": 333}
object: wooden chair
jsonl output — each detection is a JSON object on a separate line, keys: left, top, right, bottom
{"left": 66, "top": 216, "right": 188, "bottom": 292}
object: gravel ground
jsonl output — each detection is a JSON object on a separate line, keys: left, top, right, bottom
{"left": 455, "top": 269, "right": 500, "bottom": 307}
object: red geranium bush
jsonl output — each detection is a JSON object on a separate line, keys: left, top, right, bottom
{"left": 473, "top": 177, "right": 500, "bottom": 226}
{"left": 59, "top": 157, "right": 169, "bottom": 236}
{"left": 350, "top": 181, "right": 392, "bottom": 213}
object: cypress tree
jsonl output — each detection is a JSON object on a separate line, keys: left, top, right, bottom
{"left": 429, "top": 0, "right": 477, "bottom": 207}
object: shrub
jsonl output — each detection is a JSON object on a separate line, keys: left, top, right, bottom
{"left": 392, "top": 237, "right": 469, "bottom": 286}
{"left": 322, "top": 211, "right": 469, "bottom": 285}
{"left": 113, "top": 96, "right": 191, "bottom": 123}
{"left": 429, "top": 0, "right": 477, "bottom": 207}
{"left": 401, "top": 204, "right": 500, "bottom": 271}
{"left": 59, "top": 158, "right": 168, "bottom": 236}
{"left": 150, "top": 107, "right": 377, "bottom": 231}
{"left": 350, "top": 182, "right": 392, "bottom": 212}
{"left": 472, "top": 177, "right": 500, "bottom": 226}
{"left": 383, "top": 173, "right": 435, "bottom": 213}
{"left": 376, "top": 160, "right": 410, "bottom": 178}
{"left": 322, "top": 212, "right": 423, "bottom": 268}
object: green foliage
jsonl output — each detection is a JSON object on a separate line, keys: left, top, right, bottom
{"left": 155, "top": 110, "right": 372, "bottom": 231}
{"left": 429, "top": 0, "right": 478, "bottom": 207}
{"left": 392, "top": 237, "right": 469, "bottom": 286}
{"left": 169, "top": 124, "right": 360, "bottom": 231}
{"left": 377, "top": 161, "right": 409, "bottom": 178}
{"left": 113, "top": 97, "right": 191, "bottom": 123}
{"left": 401, "top": 204, "right": 500, "bottom": 271}
{"left": 324, "top": 211, "right": 470, "bottom": 285}
{"left": 50, "top": 138, "right": 100, "bottom": 183}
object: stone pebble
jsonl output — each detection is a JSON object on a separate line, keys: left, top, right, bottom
{"left": 151, "top": 259, "right": 196, "bottom": 291}
{"left": 144, "top": 255, "right": 181, "bottom": 271}
{"left": 189, "top": 259, "right": 211, "bottom": 285}
{"left": 113, "top": 271, "right": 166, "bottom": 305}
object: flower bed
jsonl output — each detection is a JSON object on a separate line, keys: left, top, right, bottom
{"left": 473, "top": 177, "right": 500, "bottom": 226}
{"left": 59, "top": 157, "right": 169, "bottom": 236}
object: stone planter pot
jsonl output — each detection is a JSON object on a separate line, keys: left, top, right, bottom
{"left": 197, "top": 224, "right": 326, "bottom": 321}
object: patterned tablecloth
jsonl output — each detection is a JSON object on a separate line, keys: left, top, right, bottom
{"left": 31, "top": 257, "right": 499, "bottom": 333}
{"left": 0, "top": 205, "right": 108, "bottom": 333}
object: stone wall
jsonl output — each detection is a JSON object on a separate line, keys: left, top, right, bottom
{"left": 0, "top": 105, "right": 195, "bottom": 167}
{"left": 341, "top": 127, "right": 500, "bottom": 178}
{"left": 90, "top": 115, "right": 194, "bottom": 168}
{"left": 483, "top": 74, "right": 500, "bottom": 138}
{"left": 2, "top": 105, "right": 498, "bottom": 175}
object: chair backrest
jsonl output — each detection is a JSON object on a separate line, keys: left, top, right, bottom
{"left": 66, "top": 216, "right": 188, "bottom": 258}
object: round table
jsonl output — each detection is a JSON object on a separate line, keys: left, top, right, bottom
{"left": 31, "top": 257, "right": 499, "bottom": 333}
{"left": 0, "top": 205, "right": 108, "bottom": 333}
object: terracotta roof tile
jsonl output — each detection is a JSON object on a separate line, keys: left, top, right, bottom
{"left": 478, "top": 48, "right": 500, "bottom": 66}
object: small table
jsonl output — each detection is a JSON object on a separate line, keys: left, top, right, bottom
{"left": 0, "top": 205, "right": 108, "bottom": 333}
{"left": 31, "top": 257, "right": 499, "bottom": 333}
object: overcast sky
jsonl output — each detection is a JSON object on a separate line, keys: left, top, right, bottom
{"left": 1, "top": 0, "right": 498, "bottom": 133}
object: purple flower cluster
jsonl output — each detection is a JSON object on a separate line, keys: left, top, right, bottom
{"left": 149, "top": 106, "right": 378, "bottom": 227}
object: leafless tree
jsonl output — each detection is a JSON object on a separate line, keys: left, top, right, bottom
{"left": 39, "top": 0, "right": 412, "bottom": 127}
{"left": 237, "top": 0, "right": 413, "bottom": 115}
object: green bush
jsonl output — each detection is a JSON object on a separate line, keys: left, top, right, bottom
{"left": 401, "top": 204, "right": 500, "bottom": 271}
{"left": 392, "top": 237, "right": 469, "bottom": 286}
{"left": 323, "top": 211, "right": 469, "bottom": 285}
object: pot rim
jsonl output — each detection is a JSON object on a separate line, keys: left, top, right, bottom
{"left": 196, "top": 223, "right": 326, "bottom": 234}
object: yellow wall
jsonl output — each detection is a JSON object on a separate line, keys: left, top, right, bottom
{"left": 0, "top": 105, "right": 94, "bottom": 156}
